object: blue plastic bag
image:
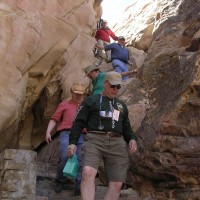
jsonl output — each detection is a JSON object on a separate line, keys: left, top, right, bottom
{"left": 63, "top": 154, "right": 80, "bottom": 179}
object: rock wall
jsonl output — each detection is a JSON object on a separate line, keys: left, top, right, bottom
{"left": 116, "top": 0, "right": 200, "bottom": 199}
{"left": 0, "top": 149, "right": 37, "bottom": 200}
{"left": 0, "top": 0, "right": 102, "bottom": 151}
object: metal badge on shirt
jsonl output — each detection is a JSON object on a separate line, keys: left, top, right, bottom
{"left": 116, "top": 102, "right": 124, "bottom": 113}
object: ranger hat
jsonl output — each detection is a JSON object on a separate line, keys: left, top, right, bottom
{"left": 105, "top": 71, "right": 122, "bottom": 85}
{"left": 71, "top": 82, "right": 87, "bottom": 94}
{"left": 83, "top": 64, "right": 100, "bottom": 76}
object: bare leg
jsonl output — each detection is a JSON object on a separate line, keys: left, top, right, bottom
{"left": 104, "top": 181, "right": 123, "bottom": 200}
{"left": 81, "top": 166, "right": 97, "bottom": 200}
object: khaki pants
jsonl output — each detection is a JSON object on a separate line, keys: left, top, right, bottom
{"left": 97, "top": 39, "right": 111, "bottom": 62}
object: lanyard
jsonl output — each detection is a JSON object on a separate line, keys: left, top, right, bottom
{"left": 98, "top": 94, "right": 115, "bottom": 130}
{"left": 99, "top": 94, "right": 114, "bottom": 110}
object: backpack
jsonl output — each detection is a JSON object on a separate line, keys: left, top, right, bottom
{"left": 97, "top": 18, "right": 103, "bottom": 30}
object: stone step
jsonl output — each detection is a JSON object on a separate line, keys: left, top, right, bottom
{"left": 36, "top": 177, "right": 139, "bottom": 200}
{"left": 36, "top": 186, "right": 138, "bottom": 200}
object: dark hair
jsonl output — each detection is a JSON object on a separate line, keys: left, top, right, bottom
{"left": 94, "top": 68, "right": 100, "bottom": 72}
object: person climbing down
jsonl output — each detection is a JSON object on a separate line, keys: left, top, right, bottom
{"left": 84, "top": 61, "right": 137, "bottom": 96}
{"left": 67, "top": 72, "right": 138, "bottom": 200}
{"left": 45, "top": 82, "right": 87, "bottom": 196}
{"left": 95, "top": 36, "right": 137, "bottom": 81}
{"left": 94, "top": 19, "right": 118, "bottom": 62}
{"left": 83, "top": 63, "right": 106, "bottom": 95}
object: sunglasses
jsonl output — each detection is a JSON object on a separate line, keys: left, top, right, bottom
{"left": 110, "top": 84, "right": 121, "bottom": 89}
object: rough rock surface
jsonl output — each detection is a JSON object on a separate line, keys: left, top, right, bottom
{"left": 116, "top": 0, "right": 200, "bottom": 199}
{"left": 0, "top": 149, "right": 37, "bottom": 199}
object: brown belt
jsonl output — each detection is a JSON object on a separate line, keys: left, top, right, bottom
{"left": 88, "top": 131, "right": 121, "bottom": 137}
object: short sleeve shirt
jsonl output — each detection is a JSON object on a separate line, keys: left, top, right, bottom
{"left": 51, "top": 100, "right": 79, "bottom": 131}
{"left": 91, "top": 72, "right": 106, "bottom": 95}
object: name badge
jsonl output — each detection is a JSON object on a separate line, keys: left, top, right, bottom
{"left": 113, "top": 109, "right": 119, "bottom": 121}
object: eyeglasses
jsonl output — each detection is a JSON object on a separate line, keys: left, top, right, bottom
{"left": 110, "top": 84, "right": 121, "bottom": 89}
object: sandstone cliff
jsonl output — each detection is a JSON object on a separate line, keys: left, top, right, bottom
{"left": 0, "top": 0, "right": 102, "bottom": 150}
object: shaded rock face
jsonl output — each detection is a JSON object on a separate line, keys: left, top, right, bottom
{"left": 131, "top": 52, "right": 200, "bottom": 199}
{"left": 0, "top": 0, "right": 200, "bottom": 199}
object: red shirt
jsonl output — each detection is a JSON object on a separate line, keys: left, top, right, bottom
{"left": 51, "top": 100, "right": 80, "bottom": 131}
{"left": 95, "top": 28, "right": 118, "bottom": 43}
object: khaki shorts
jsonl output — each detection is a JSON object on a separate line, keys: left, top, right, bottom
{"left": 97, "top": 39, "right": 111, "bottom": 62}
{"left": 81, "top": 133, "right": 130, "bottom": 182}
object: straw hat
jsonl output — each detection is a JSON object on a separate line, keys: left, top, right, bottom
{"left": 71, "top": 83, "right": 87, "bottom": 94}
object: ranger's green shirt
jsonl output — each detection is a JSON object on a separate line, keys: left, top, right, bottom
{"left": 69, "top": 94, "right": 137, "bottom": 145}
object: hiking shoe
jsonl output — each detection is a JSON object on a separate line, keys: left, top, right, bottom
{"left": 74, "top": 189, "right": 81, "bottom": 196}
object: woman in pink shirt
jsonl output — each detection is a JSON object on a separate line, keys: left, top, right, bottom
{"left": 45, "top": 82, "right": 87, "bottom": 196}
